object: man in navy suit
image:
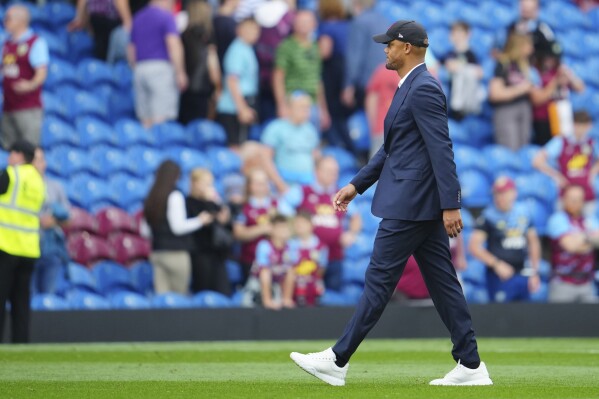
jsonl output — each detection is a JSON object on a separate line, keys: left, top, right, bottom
{"left": 290, "top": 20, "right": 493, "bottom": 387}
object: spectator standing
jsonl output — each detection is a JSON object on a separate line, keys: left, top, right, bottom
{"left": 469, "top": 177, "right": 541, "bottom": 302}
{"left": 241, "top": 214, "right": 296, "bottom": 309}
{"left": 129, "top": 0, "right": 188, "bottom": 128}
{"left": 547, "top": 185, "right": 599, "bottom": 303}
{"left": 364, "top": 63, "right": 398, "bottom": 157}
{"left": 507, "top": 0, "right": 557, "bottom": 64}
{"left": 213, "top": 0, "right": 239, "bottom": 71}
{"left": 289, "top": 211, "right": 328, "bottom": 307}
{"left": 488, "top": 32, "right": 537, "bottom": 151}
{"left": 318, "top": 0, "right": 352, "bottom": 152}
{"left": 233, "top": 168, "right": 277, "bottom": 283}
{"left": 259, "top": 91, "right": 320, "bottom": 192}
{"left": 281, "top": 156, "right": 361, "bottom": 291}
{"left": 341, "top": 0, "right": 385, "bottom": 109}
{"left": 439, "top": 21, "right": 484, "bottom": 120}
{"left": 0, "top": 140, "right": 45, "bottom": 343}
{"left": 531, "top": 48, "right": 585, "bottom": 145}
{"left": 254, "top": 0, "right": 294, "bottom": 121}
{"left": 186, "top": 168, "right": 232, "bottom": 296}
{"left": 70, "top": 0, "right": 132, "bottom": 60}
{"left": 533, "top": 111, "right": 599, "bottom": 205}
{"left": 216, "top": 18, "right": 261, "bottom": 147}
{"left": 142, "top": 160, "right": 212, "bottom": 294}
{"left": 31, "top": 148, "right": 70, "bottom": 295}
{"left": 1, "top": 5, "right": 49, "bottom": 149}
{"left": 273, "top": 10, "right": 330, "bottom": 131}
{"left": 179, "top": 0, "right": 221, "bottom": 124}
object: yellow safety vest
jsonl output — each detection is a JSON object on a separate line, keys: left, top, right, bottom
{"left": 0, "top": 164, "right": 45, "bottom": 258}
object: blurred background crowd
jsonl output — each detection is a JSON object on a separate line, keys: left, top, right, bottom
{"left": 1, "top": 0, "right": 599, "bottom": 322}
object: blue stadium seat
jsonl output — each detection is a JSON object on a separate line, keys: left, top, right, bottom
{"left": 206, "top": 147, "right": 241, "bottom": 177}
{"left": 459, "top": 169, "right": 492, "bottom": 208}
{"left": 152, "top": 121, "right": 190, "bottom": 147}
{"left": 112, "top": 61, "right": 133, "bottom": 90}
{"left": 72, "top": 92, "right": 109, "bottom": 121}
{"left": 109, "top": 292, "right": 151, "bottom": 309}
{"left": 67, "top": 290, "right": 111, "bottom": 310}
{"left": 151, "top": 293, "right": 192, "bottom": 308}
{"left": 342, "top": 257, "right": 369, "bottom": 284}
{"left": 519, "top": 198, "right": 550, "bottom": 236}
{"left": 107, "top": 173, "right": 150, "bottom": 211}
{"left": 43, "top": 91, "right": 70, "bottom": 122}
{"left": 66, "top": 173, "right": 111, "bottom": 211}
{"left": 92, "top": 260, "right": 136, "bottom": 296}
{"left": 76, "top": 117, "right": 118, "bottom": 148}
{"left": 110, "top": 88, "right": 136, "bottom": 121}
{"left": 37, "top": 29, "right": 67, "bottom": 60}
{"left": 41, "top": 116, "right": 80, "bottom": 148}
{"left": 341, "top": 283, "right": 364, "bottom": 305}
{"left": 355, "top": 201, "right": 380, "bottom": 234}
{"left": 462, "top": 116, "right": 494, "bottom": 147}
{"left": 45, "top": 146, "right": 91, "bottom": 177}
{"left": 44, "top": 59, "right": 78, "bottom": 91}
{"left": 115, "top": 118, "right": 154, "bottom": 147}
{"left": 463, "top": 282, "right": 489, "bottom": 304}
{"left": 89, "top": 145, "right": 127, "bottom": 177}
{"left": 518, "top": 145, "right": 542, "bottom": 173}
{"left": 321, "top": 146, "right": 357, "bottom": 174}
{"left": 92, "top": 83, "right": 114, "bottom": 104}
{"left": 67, "top": 262, "right": 98, "bottom": 293}
{"left": 68, "top": 31, "right": 94, "bottom": 62}
{"left": 347, "top": 111, "right": 370, "bottom": 152}
{"left": 125, "top": 145, "right": 165, "bottom": 176}
{"left": 483, "top": 145, "right": 524, "bottom": 177}
{"left": 225, "top": 260, "right": 243, "bottom": 286}
{"left": 453, "top": 145, "right": 490, "bottom": 177}
{"left": 192, "top": 291, "right": 233, "bottom": 308}
{"left": 43, "top": 2, "right": 76, "bottom": 28}
{"left": 344, "top": 233, "right": 375, "bottom": 259}
{"left": 515, "top": 172, "right": 558, "bottom": 209}
{"left": 461, "top": 259, "right": 486, "bottom": 286}
{"left": 186, "top": 119, "right": 228, "bottom": 149}
{"left": 130, "top": 261, "right": 154, "bottom": 296}
{"left": 230, "top": 290, "right": 244, "bottom": 307}
{"left": 448, "top": 119, "right": 469, "bottom": 145}
{"left": 166, "top": 146, "right": 210, "bottom": 174}
{"left": 77, "top": 59, "right": 114, "bottom": 90}
{"left": 31, "top": 294, "right": 70, "bottom": 311}
{"left": 529, "top": 281, "right": 549, "bottom": 303}
{"left": 319, "top": 290, "right": 351, "bottom": 306}
{"left": 0, "top": 150, "right": 7, "bottom": 169}
{"left": 461, "top": 208, "right": 475, "bottom": 229}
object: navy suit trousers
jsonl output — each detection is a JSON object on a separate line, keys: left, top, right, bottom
{"left": 332, "top": 218, "right": 480, "bottom": 365}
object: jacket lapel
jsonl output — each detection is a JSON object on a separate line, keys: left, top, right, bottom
{"left": 383, "top": 64, "right": 428, "bottom": 144}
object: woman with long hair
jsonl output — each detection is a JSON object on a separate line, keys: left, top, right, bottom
{"left": 143, "top": 160, "right": 213, "bottom": 294}
{"left": 179, "top": 0, "right": 222, "bottom": 123}
{"left": 488, "top": 33, "right": 536, "bottom": 150}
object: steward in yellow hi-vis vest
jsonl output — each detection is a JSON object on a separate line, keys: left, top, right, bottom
{"left": 0, "top": 163, "right": 45, "bottom": 257}
{"left": 0, "top": 140, "right": 45, "bottom": 344}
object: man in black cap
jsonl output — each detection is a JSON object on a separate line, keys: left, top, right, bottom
{"left": 0, "top": 139, "right": 45, "bottom": 343}
{"left": 290, "top": 21, "right": 492, "bottom": 386}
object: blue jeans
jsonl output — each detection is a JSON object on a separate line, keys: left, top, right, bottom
{"left": 486, "top": 269, "right": 530, "bottom": 303}
{"left": 32, "top": 255, "right": 66, "bottom": 295}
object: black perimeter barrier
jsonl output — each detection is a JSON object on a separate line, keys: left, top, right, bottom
{"left": 3, "top": 303, "right": 597, "bottom": 343}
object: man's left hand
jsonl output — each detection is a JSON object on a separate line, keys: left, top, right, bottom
{"left": 443, "top": 209, "right": 463, "bottom": 238}
{"left": 13, "top": 80, "right": 37, "bottom": 94}
{"left": 528, "top": 274, "right": 541, "bottom": 293}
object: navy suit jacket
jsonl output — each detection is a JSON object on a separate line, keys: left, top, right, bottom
{"left": 350, "top": 63, "right": 461, "bottom": 221}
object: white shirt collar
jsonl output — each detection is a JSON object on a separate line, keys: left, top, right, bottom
{"left": 398, "top": 63, "right": 425, "bottom": 88}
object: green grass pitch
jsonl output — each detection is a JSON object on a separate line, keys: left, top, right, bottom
{"left": 1, "top": 338, "right": 598, "bottom": 398}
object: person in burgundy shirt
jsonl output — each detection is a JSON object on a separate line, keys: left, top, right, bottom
{"left": 547, "top": 184, "right": 599, "bottom": 303}
{"left": 1, "top": 5, "right": 49, "bottom": 149}
{"left": 280, "top": 156, "right": 362, "bottom": 291}
{"left": 533, "top": 110, "right": 599, "bottom": 207}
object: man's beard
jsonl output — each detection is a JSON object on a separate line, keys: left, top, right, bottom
{"left": 385, "top": 58, "right": 402, "bottom": 71}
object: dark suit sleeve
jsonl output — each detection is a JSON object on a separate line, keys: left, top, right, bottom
{"left": 411, "top": 83, "right": 462, "bottom": 209}
{"left": 0, "top": 169, "right": 9, "bottom": 195}
{"left": 350, "top": 145, "right": 387, "bottom": 194}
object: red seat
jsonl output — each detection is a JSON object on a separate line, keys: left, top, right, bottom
{"left": 107, "top": 232, "right": 151, "bottom": 266}
{"left": 63, "top": 207, "right": 98, "bottom": 236}
{"left": 67, "top": 232, "right": 114, "bottom": 267}
{"left": 95, "top": 207, "right": 138, "bottom": 237}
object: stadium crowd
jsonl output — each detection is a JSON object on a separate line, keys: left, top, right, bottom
{"left": 0, "top": 0, "right": 599, "bottom": 342}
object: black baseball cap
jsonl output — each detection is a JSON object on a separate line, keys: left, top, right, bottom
{"left": 373, "top": 20, "right": 429, "bottom": 48}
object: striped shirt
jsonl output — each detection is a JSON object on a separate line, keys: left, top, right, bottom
{"left": 275, "top": 37, "right": 321, "bottom": 100}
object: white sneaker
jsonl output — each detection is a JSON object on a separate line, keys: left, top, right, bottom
{"left": 290, "top": 347, "right": 348, "bottom": 386}
{"left": 429, "top": 360, "right": 493, "bottom": 386}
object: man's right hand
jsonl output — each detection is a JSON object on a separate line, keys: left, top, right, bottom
{"left": 494, "top": 260, "right": 515, "bottom": 281}
{"left": 333, "top": 184, "right": 358, "bottom": 212}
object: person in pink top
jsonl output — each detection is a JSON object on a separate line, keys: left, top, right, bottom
{"left": 364, "top": 63, "right": 398, "bottom": 157}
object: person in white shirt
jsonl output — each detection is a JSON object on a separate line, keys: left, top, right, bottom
{"left": 142, "top": 160, "right": 213, "bottom": 294}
